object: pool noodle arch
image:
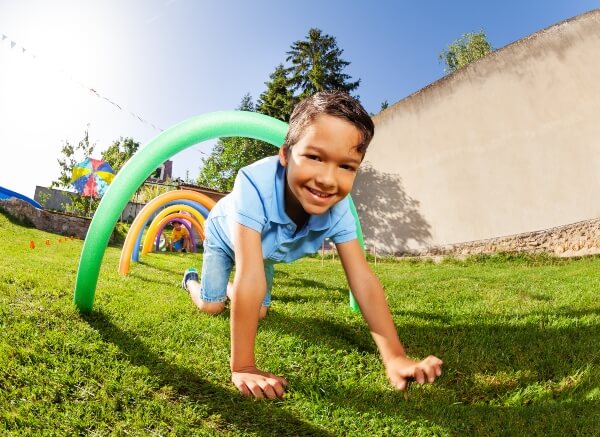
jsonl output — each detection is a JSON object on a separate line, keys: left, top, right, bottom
{"left": 144, "top": 213, "right": 205, "bottom": 256}
{"left": 131, "top": 199, "right": 210, "bottom": 263}
{"left": 119, "top": 190, "right": 215, "bottom": 275}
{"left": 73, "top": 111, "right": 365, "bottom": 313}
{"left": 141, "top": 204, "right": 206, "bottom": 254}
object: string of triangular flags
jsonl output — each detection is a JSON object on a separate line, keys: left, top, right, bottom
{"left": 0, "top": 31, "right": 164, "bottom": 133}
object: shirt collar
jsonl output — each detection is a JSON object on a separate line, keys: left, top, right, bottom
{"left": 270, "top": 159, "right": 332, "bottom": 231}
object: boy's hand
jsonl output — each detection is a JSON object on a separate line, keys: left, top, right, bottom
{"left": 232, "top": 367, "right": 288, "bottom": 400}
{"left": 385, "top": 355, "right": 443, "bottom": 390}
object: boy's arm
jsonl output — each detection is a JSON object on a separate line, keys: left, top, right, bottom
{"left": 230, "top": 223, "right": 288, "bottom": 399}
{"left": 335, "top": 239, "right": 443, "bottom": 390}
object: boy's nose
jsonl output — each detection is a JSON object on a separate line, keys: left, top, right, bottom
{"left": 315, "top": 165, "right": 336, "bottom": 189}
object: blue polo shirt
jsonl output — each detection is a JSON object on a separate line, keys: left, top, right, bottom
{"left": 205, "top": 155, "right": 357, "bottom": 263}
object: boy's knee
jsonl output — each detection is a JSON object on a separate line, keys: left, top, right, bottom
{"left": 258, "top": 305, "right": 268, "bottom": 320}
{"left": 198, "top": 300, "right": 226, "bottom": 315}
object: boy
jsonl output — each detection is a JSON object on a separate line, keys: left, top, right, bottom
{"left": 183, "top": 91, "right": 443, "bottom": 399}
{"left": 169, "top": 221, "right": 190, "bottom": 252}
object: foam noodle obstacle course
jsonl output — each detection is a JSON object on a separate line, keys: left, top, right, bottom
{"left": 141, "top": 203, "right": 206, "bottom": 255}
{"left": 119, "top": 190, "right": 214, "bottom": 275}
{"left": 73, "top": 111, "right": 366, "bottom": 313}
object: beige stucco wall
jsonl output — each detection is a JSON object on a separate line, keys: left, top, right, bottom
{"left": 354, "top": 9, "right": 600, "bottom": 254}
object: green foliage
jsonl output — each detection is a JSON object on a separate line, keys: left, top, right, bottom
{"left": 256, "top": 64, "right": 295, "bottom": 123}
{"left": 439, "top": 30, "right": 493, "bottom": 74}
{"left": 286, "top": 28, "right": 360, "bottom": 99}
{"left": 197, "top": 95, "right": 278, "bottom": 192}
{"left": 100, "top": 137, "right": 140, "bottom": 174}
{"left": 132, "top": 181, "right": 178, "bottom": 204}
{"left": 1, "top": 215, "right": 599, "bottom": 435}
{"left": 198, "top": 28, "right": 361, "bottom": 190}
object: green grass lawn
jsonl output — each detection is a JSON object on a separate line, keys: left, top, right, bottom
{"left": 1, "top": 212, "right": 599, "bottom": 436}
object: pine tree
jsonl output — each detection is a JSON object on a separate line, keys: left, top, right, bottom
{"left": 256, "top": 64, "right": 294, "bottom": 122}
{"left": 285, "top": 28, "right": 360, "bottom": 99}
{"left": 197, "top": 28, "right": 362, "bottom": 190}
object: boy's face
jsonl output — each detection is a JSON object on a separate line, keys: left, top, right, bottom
{"left": 279, "top": 114, "right": 363, "bottom": 220}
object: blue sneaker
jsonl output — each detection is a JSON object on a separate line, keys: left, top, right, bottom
{"left": 181, "top": 267, "right": 199, "bottom": 292}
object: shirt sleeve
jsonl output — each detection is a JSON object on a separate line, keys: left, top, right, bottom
{"left": 329, "top": 200, "right": 358, "bottom": 244}
{"left": 229, "top": 168, "right": 268, "bottom": 233}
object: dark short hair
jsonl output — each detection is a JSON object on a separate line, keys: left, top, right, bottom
{"left": 283, "top": 91, "right": 374, "bottom": 154}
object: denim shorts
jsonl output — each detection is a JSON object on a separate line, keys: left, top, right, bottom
{"left": 200, "top": 234, "right": 274, "bottom": 307}
{"left": 172, "top": 238, "right": 184, "bottom": 251}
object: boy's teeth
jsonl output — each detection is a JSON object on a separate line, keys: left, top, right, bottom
{"left": 309, "top": 188, "right": 329, "bottom": 197}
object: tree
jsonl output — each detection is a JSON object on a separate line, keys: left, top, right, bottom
{"left": 256, "top": 64, "right": 294, "bottom": 122}
{"left": 439, "top": 30, "right": 493, "bottom": 74}
{"left": 100, "top": 137, "right": 140, "bottom": 173}
{"left": 286, "top": 28, "right": 360, "bottom": 99}
{"left": 197, "top": 28, "right": 362, "bottom": 190}
{"left": 197, "top": 94, "right": 277, "bottom": 192}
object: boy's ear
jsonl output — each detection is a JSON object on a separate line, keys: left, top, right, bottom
{"left": 278, "top": 146, "right": 289, "bottom": 167}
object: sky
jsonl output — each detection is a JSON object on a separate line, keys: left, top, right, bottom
{"left": 1, "top": 0, "right": 598, "bottom": 198}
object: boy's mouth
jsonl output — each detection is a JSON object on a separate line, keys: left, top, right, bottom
{"left": 306, "top": 187, "right": 334, "bottom": 199}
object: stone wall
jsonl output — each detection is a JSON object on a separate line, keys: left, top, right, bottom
{"left": 413, "top": 217, "right": 600, "bottom": 258}
{"left": 0, "top": 198, "right": 91, "bottom": 239}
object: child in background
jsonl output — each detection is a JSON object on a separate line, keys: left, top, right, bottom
{"left": 169, "top": 221, "right": 190, "bottom": 252}
{"left": 182, "top": 91, "right": 443, "bottom": 399}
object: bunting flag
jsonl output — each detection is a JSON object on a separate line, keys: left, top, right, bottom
{"left": 0, "top": 31, "right": 163, "bottom": 133}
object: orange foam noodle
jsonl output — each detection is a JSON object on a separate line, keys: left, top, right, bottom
{"left": 118, "top": 190, "right": 215, "bottom": 276}
{"left": 141, "top": 204, "right": 206, "bottom": 255}
{"left": 143, "top": 212, "right": 205, "bottom": 256}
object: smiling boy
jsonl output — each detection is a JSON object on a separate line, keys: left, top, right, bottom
{"left": 182, "top": 91, "right": 443, "bottom": 399}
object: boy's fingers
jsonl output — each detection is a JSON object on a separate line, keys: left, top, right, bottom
{"left": 414, "top": 367, "right": 425, "bottom": 385}
{"left": 272, "top": 374, "right": 289, "bottom": 387}
{"left": 246, "top": 382, "right": 265, "bottom": 399}
{"left": 267, "top": 378, "right": 286, "bottom": 398}
{"left": 236, "top": 382, "right": 251, "bottom": 397}
{"left": 394, "top": 376, "right": 408, "bottom": 391}
{"left": 257, "top": 381, "right": 278, "bottom": 400}
{"left": 424, "top": 365, "right": 437, "bottom": 383}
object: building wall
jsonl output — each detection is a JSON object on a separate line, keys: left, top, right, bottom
{"left": 34, "top": 186, "right": 145, "bottom": 222}
{"left": 354, "top": 9, "right": 600, "bottom": 254}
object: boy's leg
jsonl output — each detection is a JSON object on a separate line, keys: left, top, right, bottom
{"left": 175, "top": 239, "right": 185, "bottom": 252}
{"left": 183, "top": 236, "right": 232, "bottom": 315}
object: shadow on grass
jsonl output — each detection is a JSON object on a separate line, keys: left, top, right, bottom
{"left": 0, "top": 208, "right": 35, "bottom": 228}
{"left": 261, "top": 310, "right": 600, "bottom": 434}
{"left": 274, "top": 277, "right": 349, "bottom": 305}
{"left": 301, "top": 381, "right": 599, "bottom": 435}
{"left": 263, "top": 312, "right": 375, "bottom": 355}
{"left": 82, "top": 310, "right": 331, "bottom": 436}
{"left": 135, "top": 259, "right": 199, "bottom": 277}
{"left": 127, "top": 271, "right": 179, "bottom": 288}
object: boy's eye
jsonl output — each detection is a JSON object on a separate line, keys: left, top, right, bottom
{"left": 306, "top": 154, "right": 321, "bottom": 161}
{"left": 340, "top": 164, "right": 357, "bottom": 171}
